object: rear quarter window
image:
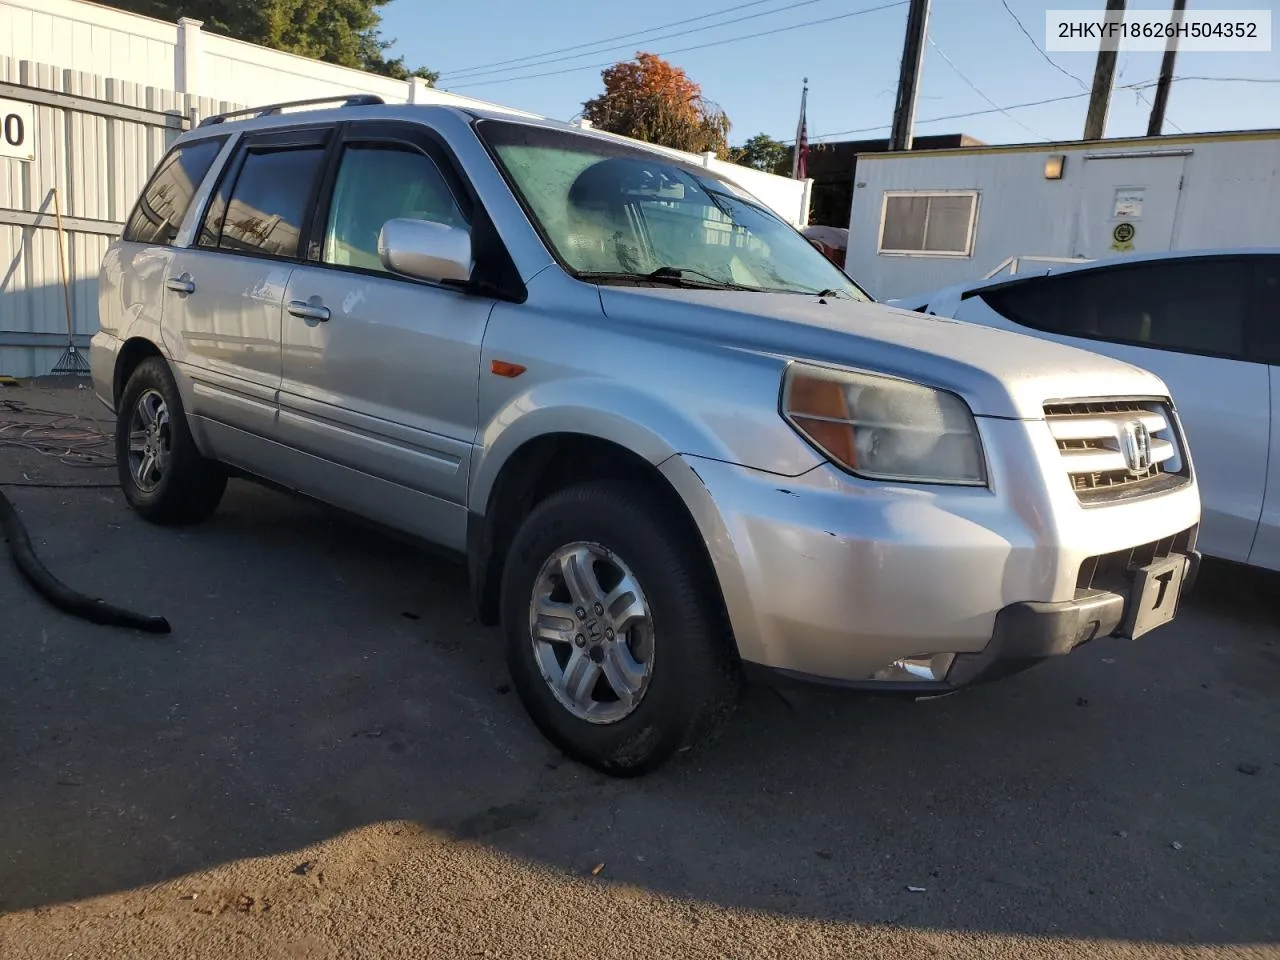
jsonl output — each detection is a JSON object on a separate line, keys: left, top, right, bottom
{"left": 122, "top": 137, "right": 225, "bottom": 246}
{"left": 978, "top": 258, "right": 1254, "bottom": 361}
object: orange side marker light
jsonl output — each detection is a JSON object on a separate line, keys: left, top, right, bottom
{"left": 491, "top": 360, "right": 527, "bottom": 378}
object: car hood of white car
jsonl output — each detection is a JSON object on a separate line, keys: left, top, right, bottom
{"left": 597, "top": 286, "right": 1170, "bottom": 421}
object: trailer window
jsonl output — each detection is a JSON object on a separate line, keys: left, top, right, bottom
{"left": 878, "top": 192, "right": 977, "bottom": 256}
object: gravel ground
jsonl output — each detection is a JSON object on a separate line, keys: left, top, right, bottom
{"left": 0, "top": 380, "right": 1277, "bottom": 959}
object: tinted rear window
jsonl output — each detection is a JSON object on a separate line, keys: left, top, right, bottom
{"left": 980, "top": 258, "right": 1253, "bottom": 360}
{"left": 213, "top": 146, "right": 328, "bottom": 259}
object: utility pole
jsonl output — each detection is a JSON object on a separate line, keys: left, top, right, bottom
{"left": 888, "top": 0, "right": 931, "bottom": 152}
{"left": 1146, "top": 0, "right": 1187, "bottom": 135}
{"left": 1083, "top": 0, "right": 1126, "bottom": 140}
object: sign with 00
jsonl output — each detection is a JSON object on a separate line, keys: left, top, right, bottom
{"left": 0, "top": 98, "right": 35, "bottom": 163}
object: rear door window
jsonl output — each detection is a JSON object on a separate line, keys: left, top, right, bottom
{"left": 979, "top": 257, "right": 1254, "bottom": 361}
{"left": 122, "top": 136, "right": 225, "bottom": 245}
{"left": 196, "top": 129, "right": 332, "bottom": 260}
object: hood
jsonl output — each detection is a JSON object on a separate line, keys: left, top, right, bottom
{"left": 597, "top": 287, "right": 1169, "bottom": 420}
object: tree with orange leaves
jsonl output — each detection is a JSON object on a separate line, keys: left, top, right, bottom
{"left": 582, "top": 53, "right": 731, "bottom": 157}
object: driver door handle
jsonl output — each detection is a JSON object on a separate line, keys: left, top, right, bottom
{"left": 287, "top": 300, "right": 330, "bottom": 323}
{"left": 165, "top": 275, "right": 195, "bottom": 294}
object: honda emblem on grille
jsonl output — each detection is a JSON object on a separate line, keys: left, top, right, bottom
{"left": 1119, "top": 419, "right": 1153, "bottom": 474}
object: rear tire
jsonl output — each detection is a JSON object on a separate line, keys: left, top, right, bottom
{"left": 115, "top": 356, "right": 226, "bottom": 525}
{"left": 500, "top": 480, "right": 740, "bottom": 777}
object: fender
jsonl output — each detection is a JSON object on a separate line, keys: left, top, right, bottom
{"left": 101, "top": 244, "right": 173, "bottom": 361}
{"left": 468, "top": 375, "right": 821, "bottom": 513}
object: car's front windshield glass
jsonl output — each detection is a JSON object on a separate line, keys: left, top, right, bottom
{"left": 475, "top": 119, "right": 870, "bottom": 300}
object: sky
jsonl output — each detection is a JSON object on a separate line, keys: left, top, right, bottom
{"left": 379, "top": 0, "right": 1280, "bottom": 148}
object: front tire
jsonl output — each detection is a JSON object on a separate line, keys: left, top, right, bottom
{"left": 500, "top": 481, "right": 739, "bottom": 777}
{"left": 115, "top": 356, "right": 226, "bottom": 525}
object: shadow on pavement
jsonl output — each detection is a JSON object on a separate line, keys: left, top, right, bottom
{"left": 0, "top": 472, "right": 1277, "bottom": 946}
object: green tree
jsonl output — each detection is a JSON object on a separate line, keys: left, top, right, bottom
{"left": 100, "top": 0, "right": 437, "bottom": 83}
{"left": 728, "top": 133, "right": 790, "bottom": 174}
{"left": 582, "top": 53, "right": 730, "bottom": 157}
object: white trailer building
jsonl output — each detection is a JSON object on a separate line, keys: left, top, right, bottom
{"left": 845, "top": 129, "right": 1280, "bottom": 302}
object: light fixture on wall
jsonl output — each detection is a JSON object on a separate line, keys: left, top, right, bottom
{"left": 1044, "top": 154, "right": 1066, "bottom": 180}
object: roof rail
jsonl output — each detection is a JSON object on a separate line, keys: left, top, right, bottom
{"left": 197, "top": 94, "right": 386, "bottom": 128}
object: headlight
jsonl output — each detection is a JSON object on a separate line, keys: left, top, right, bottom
{"left": 781, "top": 363, "right": 987, "bottom": 485}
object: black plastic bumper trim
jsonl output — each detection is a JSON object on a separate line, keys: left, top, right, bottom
{"left": 945, "top": 590, "right": 1125, "bottom": 688}
{"left": 740, "top": 661, "right": 952, "bottom": 699}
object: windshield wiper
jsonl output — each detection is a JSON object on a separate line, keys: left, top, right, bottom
{"left": 576, "top": 267, "right": 755, "bottom": 291}
{"left": 645, "top": 266, "right": 755, "bottom": 289}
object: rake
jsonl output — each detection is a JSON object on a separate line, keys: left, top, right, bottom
{"left": 49, "top": 187, "right": 90, "bottom": 376}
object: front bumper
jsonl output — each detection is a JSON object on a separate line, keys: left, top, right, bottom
{"left": 659, "top": 416, "right": 1202, "bottom": 688}
{"left": 744, "top": 547, "right": 1200, "bottom": 696}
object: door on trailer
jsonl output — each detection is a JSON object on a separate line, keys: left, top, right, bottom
{"left": 1072, "top": 154, "right": 1187, "bottom": 259}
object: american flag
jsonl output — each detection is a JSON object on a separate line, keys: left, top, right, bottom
{"left": 793, "top": 79, "right": 809, "bottom": 181}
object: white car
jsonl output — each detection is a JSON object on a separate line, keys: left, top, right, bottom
{"left": 892, "top": 248, "right": 1279, "bottom": 571}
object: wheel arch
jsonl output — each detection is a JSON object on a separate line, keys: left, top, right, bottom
{"left": 113, "top": 336, "right": 166, "bottom": 409}
{"left": 466, "top": 431, "right": 733, "bottom": 649}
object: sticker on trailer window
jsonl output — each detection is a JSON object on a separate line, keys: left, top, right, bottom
{"left": 1113, "top": 188, "right": 1144, "bottom": 219}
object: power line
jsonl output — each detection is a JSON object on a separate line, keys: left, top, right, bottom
{"left": 995, "top": 0, "right": 1187, "bottom": 134}
{"left": 1127, "top": 76, "right": 1280, "bottom": 133}
{"left": 927, "top": 35, "right": 1050, "bottom": 141}
{"left": 440, "top": 0, "right": 793, "bottom": 77}
{"left": 795, "top": 74, "right": 1273, "bottom": 143}
{"left": 1131, "top": 75, "right": 1280, "bottom": 88}
{"left": 442, "top": 0, "right": 836, "bottom": 80}
{"left": 997, "top": 0, "right": 1089, "bottom": 91}
{"left": 1134, "top": 87, "right": 1184, "bottom": 133}
{"left": 447, "top": 1, "right": 908, "bottom": 89}
{"left": 793, "top": 90, "right": 1095, "bottom": 142}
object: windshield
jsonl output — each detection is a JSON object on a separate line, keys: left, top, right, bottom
{"left": 476, "top": 119, "right": 870, "bottom": 300}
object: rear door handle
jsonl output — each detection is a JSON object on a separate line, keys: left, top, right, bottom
{"left": 287, "top": 300, "right": 330, "bottom": 323}
{"left": 165, "top": 275, "right": 194, "bottom": 294}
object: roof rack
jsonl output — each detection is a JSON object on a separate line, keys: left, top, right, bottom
{"left": 197, "top": 94, "right": 386, "bottom": 128}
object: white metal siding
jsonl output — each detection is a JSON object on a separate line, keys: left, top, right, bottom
{"left": 0, "top": 55, "right": 242, "bottom": 377}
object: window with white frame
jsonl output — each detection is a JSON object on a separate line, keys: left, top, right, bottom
{"left": 878, "top": 191, "right": 978, "bottom": 256}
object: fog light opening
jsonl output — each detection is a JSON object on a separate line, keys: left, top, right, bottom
{"left": 872, "top": 652, "right": 956, "bottom": 683}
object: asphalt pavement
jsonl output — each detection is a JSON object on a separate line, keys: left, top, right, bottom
{"left": 0, "top": 381, "right": 1276, "bottom": 959}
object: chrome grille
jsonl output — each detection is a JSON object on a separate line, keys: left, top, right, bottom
{"left": 1043, "top": 398, "right": 1190, "bottom": 504}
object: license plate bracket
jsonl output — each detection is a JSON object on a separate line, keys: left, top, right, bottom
{"left": 1118, "top": 555, "right": 1186, "bottom": 640}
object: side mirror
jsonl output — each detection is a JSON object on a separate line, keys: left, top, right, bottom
{"left": 378, "top": 218, "right": 473, "bottom": 284}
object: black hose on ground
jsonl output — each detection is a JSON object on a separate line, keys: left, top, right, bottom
{"left": 0, "top": 487, "right": 171, "bottom": 634}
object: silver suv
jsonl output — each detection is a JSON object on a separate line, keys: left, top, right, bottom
{"left": 92, "top": 96, "right": 1202, "bottom": 776}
